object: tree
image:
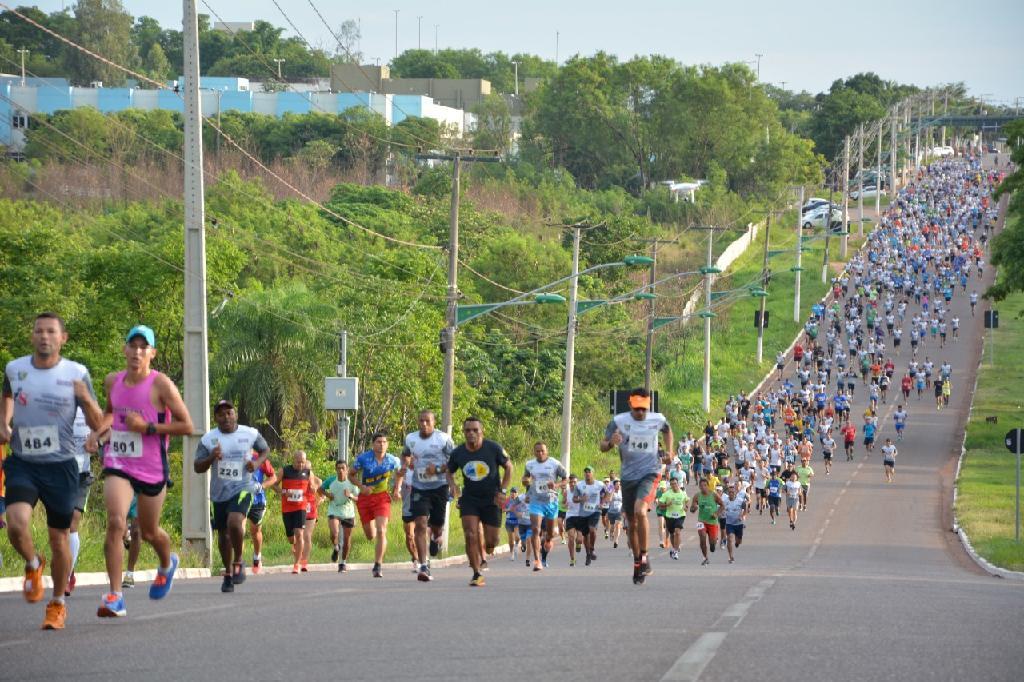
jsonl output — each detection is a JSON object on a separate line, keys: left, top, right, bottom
{"left": 64, "top": 0, "right": 138, "bottom": 86}
{"left": 471, "top": 94, "right": 512, "bottom": 154}
{"left": 143, "top": 42, "right": 172, "bottom": 84}
{"left": 334, "top": 19, "right": 361, "bottom": 63}
{"left": 987, "top": 119, "right": 1024, "bottom": 302}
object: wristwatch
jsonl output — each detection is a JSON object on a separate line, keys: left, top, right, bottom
{"left": 500, "top": 488, "right": 508, "bottom": 495}
{"left": 145, "top": 423, "right": 157, "bottom": 436}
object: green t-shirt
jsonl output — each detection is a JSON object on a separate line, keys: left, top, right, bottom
{"left": 696, "top": 492, "right": 720, "bottom": 524}
{"left": 795, "top": 465, "right": 814, "bottom": 486}
{"left": 659, "top": 489, "right": 688, "bottom": 518}
{"left": 327, "top": 479, "right": 359, "bottom": 519}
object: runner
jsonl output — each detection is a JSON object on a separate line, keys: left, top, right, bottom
{"left": 571, "top": 466, "right": 606, "bottom": 566}
{"left": 842, "top": 420, "right": 857, "bottom": 461}
{"left": 893, "top": 405, "right": 908, "bottom": 441}
{"left": 67, "top": 408, "right": 93, "bottom": 596}
{"left": 785, "top": 470, "right": 802, "bottom": 530}
{"left": 1, "top": 313, "right": 104, "bottom": 629}
{"left": 247, "top": 448, "right": 277, "bottom": 574}
{"left": 274, "top": 449, "right": 312, "bottom": 574}
{"left": 795, "top": 458, "right": 815, "bottom": 512}
{"left": 766, "top": 469, "right": 782, "bottom": 525}
{"left": 97, "top": 325, "right": 193, "bottom": 618}
{"left": 523, "top": 441, "right": 566, "bottom": 571}
{"left": 324, "top": 460, "right": 358, "bottom": 571}
{"left": 599, "top": 388, "right": 674, "bottom": 584}
{"left": 401, "top": 409, "right": 455, "bottom": 582}
{"left": 821, "top": 432, "right": 836, "bottom": 475}
{"left": 563, "top": 473, "right": 580, "bottom": 565}
{"left": 882, "top": 438, "right": 898, "bottom": 483}
{"left": 723, "top": 482, "right": 748, "bottom": 564}
{"left": 689, "top": 478, "right": 723, "bottom": 565}
{"left": 502, "top": 486, "right": 520, "bottom": 561}
{"left": 193, "top": 399, "right": 271, "bottom": 592}
{"left": 656, "top": 475, "right": 688, "bottom": 560}
{"left": 607, "top": 479, "right": 624, "bottom": 548}
{"left": 301, "top": 465, "right": 323, "bottom": 571}
{"left": 350, "top": 432, "right": 402, "bottom": 579}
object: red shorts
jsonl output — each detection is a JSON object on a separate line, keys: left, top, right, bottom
{"left": 356, "top": 491, "right": 392, "bottom": 523}
{"left": 698, "top": 520, "right": 719, "bottom": 542}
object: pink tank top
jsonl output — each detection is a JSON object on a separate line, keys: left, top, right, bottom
{"left": 103, "top": 370, "right": 169, "bottom": 484}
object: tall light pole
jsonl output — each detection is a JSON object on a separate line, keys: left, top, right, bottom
{"left": 272, "top": 58, "right": 285, "bottom": 79}
{"left": 691, "top": 226, "right": 722, "bottom": 413}
{"left": 754, "top": 53, "right": 763, "bottom": 80}
{"left": 512, "top": 60, "right": 519, "bottom": 96}
{"left": 393, "top": 9, "right": 400, "bottom": 59}
{"left": 641, "top": 238, "right": 675, "bottom": 391}
{"left": 181, "top": 0, "right": 212, "bottom": 565}
{"left": 857, "top": 123, "right": 865, "bottom": 237}
{"left": 16, "top": 48, "right": 28, "bottom": 86}
{"left": 794, "top": 186, "right": 804, "bottom": 322}
{"left": 890, "top": 105, "right": 898, "bottom": 194}
{"left": 756, "top": 213, "right": 772, "bottom": 364}
{"left": 560, "top": 226, "right": 582, "bottom": 472}
{"left": 840, "top": 135, "right": 850, "bottom": 258}
{"left": 417, "top": 15, "right": 422, "bottom": 50}
{"left": 875, "top": 119, "right": 883, "bottom": 215}
{"left": 434, "top": 24, "right": 439, "bottom": 55}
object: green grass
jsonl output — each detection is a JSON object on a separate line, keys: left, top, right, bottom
{"left": 956, "top": 290, "right": 1024, "bottom": 572}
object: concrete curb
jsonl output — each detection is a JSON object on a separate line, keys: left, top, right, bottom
{"left": 0, "top": 548, "right": 502, "bottom": 593}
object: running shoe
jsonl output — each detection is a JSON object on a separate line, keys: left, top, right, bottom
{"left": 41, "top": 599, "right": 66, "bottom": 630}
{"left": 417, "top": 565, "right": 432, "bottom": 582}
{"left": 525, "top": 558, "right": 531, "bottom": 567}
{"left": 252, "top": 558, "right": 262, "bottom": 575}
{"left": 301, "top": 561, "right": 309, "bottom": 573}
{"left": 221, "top": 574, "right": 234, "bottom": 593}
{"left": 542, "top": 559, "right": 549, "bottom": 569}
{"left": 533, "top": 561, "right": 542, "bottom": 572}
{"left": 291, "top": 563, "right": 300, "bottom": 575}
{"left": 331, "top": 545, "right": 339, "bottom": 563}
{"left": 480, "top": 560, "right": 489, "bottom": 572}
{"left": 632, "top": 562, "right": 644, "bottom": 585}
{"left": 469, "top": 573, "right": 485, "bottom": 587}
{"left": 569, "top": 559, "right": 575, "bottom": 567}
{"left": 701, "top": 558, "right": 709, "bottom": 566}
{"left": 122, "top": 573, "right": 135, "bottom": 589}
{"left": 65, "top": 570, "right": 76, "bottom": 597}
{"left": 642, "top": 561, "right": 653, "bottom": 577}
{"left": 429, "top": 537, "right": 440, "bottom": 557}
{"left": 729, "top": 558, "right": 735, "bottom": 564}
{"left": 338, "top": 563, "right": 345, "bottom": 573}
{"left": 97, "top": 592, "right": 127, "bottom": 618}
{"left": 790, "top": 522, "right": 796, "bottom": 530}
{"left": 372, "top": 563, "right": 383, "bottom": 578}
{"left": 589, "top": 552, "right": 597, "bottom": 562}
{"left": 232, "top": 562, "right": 246, "bottom": 585}
{"left": 613, "top": 542, "right": 618, "bottom": 549}
{"left": 23, "top": 555, "right": 46, "bottom": 603}
{"left": 149, "top": 553, "right": 179, "bottom": 600}
{"left": 585, "top": 554, "right": 592, "bottom": 567}
{"left": 509, "top": 552, "right": 517, "bottom": 562}
{"left": 541, "top": 548, "right": 549, "bottom": 564}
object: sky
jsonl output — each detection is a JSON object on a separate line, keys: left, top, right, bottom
{"left": 31, "top": 0, "right": 1024, "bottom": 104}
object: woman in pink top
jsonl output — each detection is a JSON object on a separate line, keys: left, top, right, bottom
{"left": 90, "top": 325, "right": 192, "bottom": 618}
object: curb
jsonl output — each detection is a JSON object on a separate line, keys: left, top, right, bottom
{"left": 0, "top": 548, "right": 500, "bottom": 594}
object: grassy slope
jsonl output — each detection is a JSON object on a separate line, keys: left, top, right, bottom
{"left": 956, "top": 290, "right": 1024, "bottom": 572}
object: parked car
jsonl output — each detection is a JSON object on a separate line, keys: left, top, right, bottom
{"left": 801, "top": 198, "right": 831, "bottom": 214}
{"left": 930, "top": 145, "right": 955, "bottom": 158}
{"left": 802, "top": 205, "right": 843, "bottom": 230}
{"left": 850, "top": 185, "right": 886, "bottom": 201}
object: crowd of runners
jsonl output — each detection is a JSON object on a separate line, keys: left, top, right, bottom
{"left": 0, "top": 155, "right": 1001, "bottom": 628}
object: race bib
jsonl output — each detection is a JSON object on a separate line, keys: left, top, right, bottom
{"left": 217, "top": 460, "right": 244, "bottom": 481}
{"left": 109, "top": 430, "right": 143, "bottom": 458}
{"left": 286, "top": 488, "right": 305, "bottom": 503}
{"left": 583, "top": 502, "right": 597, "bottom": 513}
{"left": 416, "top": 465, "right": 439, "bottom": 483}
{"left": 20, "top": 425, "right": 59, "bottom": 456}
{"left": 695, "top": 521, "right": 705, "bottom": 530}
{"left": 668, "top": 511, "right": 682, "bottom": 519}
{"left": 533, "top": 480, "right": 551, "bottom": 496}
{"left": 627, "top": 425, "right": 658, "bottom": 454}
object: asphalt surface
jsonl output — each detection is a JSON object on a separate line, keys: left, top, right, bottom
{"left": 2, "top": 155, "right": 1023, "bottom": 681}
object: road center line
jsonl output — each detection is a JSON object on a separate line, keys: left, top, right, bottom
{"left": 661, "top": 631, "right": 729, "bottom": 682}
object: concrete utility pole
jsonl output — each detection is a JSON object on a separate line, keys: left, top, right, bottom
{"left": 823, "top": 170, "right": 833, "bottom": 284}
{"left": 434, "top": 25, "right": 439, "bottom": 55}
{"left": 756, "top": 213, "right": 772, "bottom": 364}
{"left": 914, "top": 103, "right": 922, "bottom": 171}
{"left": 875, "top": 119, "right": 883, "bottom": 215}
{"left": 512, "top": 60, "right": 519, "bottom": 97}
{"left": 393, "top": 9, "right": 400, "bottom": 59}
{"left": 641, "top": 237, "right": 675, "bottom": 391}
{"left": 840, "top": 135, "right": 850, "bottom": 258}
{"left": 272, "top": 58, "right": 284, "bottom": 79}
{"left": 941, "top": 92, "right": 949, "bottom": 147}
{"left": 337, "top": 330, "right": 349, "bottom": 462}
{"left": 560, "top": 225, "right": 582, "bottom": 473}
{"left": 417, "top": 15, "right": 422, "bottom": 50}
{"left": 181, "top": 0, "right": 212, "bottom": 565}
{"left": 890, "top": 106, "right": 898, "bottom": 194}
{"left": 16, "top": 48, "right": 28, "bottom": 86}
{"left": 794, "top": 186, "right": 804, "bottom": 322}
{"left": 857, "top": 124, "right": 865, "bottom": 237}
{"left": 754, "top": 53, "right": 763, "bottom": 80}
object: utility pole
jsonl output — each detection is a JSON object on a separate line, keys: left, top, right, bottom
{"left": 875, "top": 119, "right": 883, "bottom": 215}
{"left": 754, "top": 53, "right": 763, "bottom": 80}
{"left": 840, "top": 135, "right": 850, "bottom": 257}
{"left": 512, "top": 60, "right": 519, "bottom": 97}
{"left": 181, "top": 0, "right": 212, "bottom": 566}
{"left": 393, "top": 9, "right": 400, "bottom": 59}
{"left": 337, "top": 330, "right": 349, "bottom": 462}
{"left": 823, "top": 170, "right": 833, "bottom": 284}
{"left": 641, "top": 237, "right": 675, "bottom": 391}
{"left": 555, "top": 31, "right": 559, "bottom": 65}
{"left": 794, "top": 186, "right": 804, "bottom": 322}
{"left": 272, "top": 58, "right": 284, "bottom": 79}
{"left": 914, "top": 102, "right": 922, "bottom": 172}
{"left": 16, "top": 48, "right": 28, "bottom": 86}
{"left": 703, "top": 232, "right": 713, "bottom": 412}
{"left": 417, "top": 15, "right": 422, "bottom": 50}
{"left": 434, "top": 24, "right": 439, "bottom": 55}
{"left": 756, "top": 213, "right": 772, "bottom": 364}
{"left": 416, "top": 151, "right": 500, "bottom": 435}
{"left": 890, "top": 105, "right": 898, "bottom": 194}
{"left": 857, "top": 123, "right": 865, "bottom": 237}
{"left": 941, "top": 92, "right": 949, "bottom": 147}
{"left": 560, "top": 225, "right": 582, "bottom": 472}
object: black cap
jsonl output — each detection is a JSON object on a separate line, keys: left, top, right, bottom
{"left": 214, "top": 399, "right": 234, "bottom": 413}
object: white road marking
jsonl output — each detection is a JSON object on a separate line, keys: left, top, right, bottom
{"left": 661, "top": 632, "right": 728, "bottom": 682}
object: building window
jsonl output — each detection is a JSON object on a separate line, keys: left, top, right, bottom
{"left": 12, "top": 114, "right": 28, "bottom": 129}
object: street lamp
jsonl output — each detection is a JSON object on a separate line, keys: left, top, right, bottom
{"left": 272, "top": 58, "right": 285, "bottom": 79}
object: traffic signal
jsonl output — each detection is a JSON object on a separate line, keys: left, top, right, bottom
{"left": 754, "top": 310, "right": 770, "bottom": 329}
{"left": 984, "top": 310, "right": 999, "bottom": 329}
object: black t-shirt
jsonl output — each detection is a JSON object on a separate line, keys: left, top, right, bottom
{"left": 448, "top": 439, "right": 508, "bottom": 500}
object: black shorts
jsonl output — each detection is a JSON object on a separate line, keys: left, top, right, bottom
{"left": 212, "top": 491, "right": 253, "bottom": 533}
{"left": 2, "top": 455, "right": 78, "bottom": 530}
{"left": 328, "top": 515, "right": 355, "bottom": 529}
{"left": 557, "top": 510, "right": 567, "bottom": 519}
{"left": 665, "top": 516, "right": 685, "bottom": 533}
{"left": 247, "top": 502, "right": 267, "bottom": 526}
{"left": 282, "top": 509, "right": 307, "bottom": 537}
{"left": 408, "top": 485, "right": 449, "bottom": 527}
{"left": 823, "top": 451, "right": 833, "bottom": 460}
{"left": 103, "top": 467, "right": 166, "bottom": 497}
{"left": 571, "top": 513, "right": 600, "bottom": 533}
{"left": 768, "top": 496, "right": 781, "bottom": 510}
{"left": 726, "top": 523, "right": 745, "bottom": 540}
{"left": 74, "top": 472, "right": 95, "bottom": 513}
{"left": 606, "top": 511, "right": 622, "bottom": 524}
{"left": 457, "top": 495, "right": 502, "bottom": 528}
{"left": 402, "top": 514, "right": 415, "bottom": 524}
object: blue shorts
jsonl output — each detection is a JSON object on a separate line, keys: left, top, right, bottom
{"left": 528, "top": 500, "right": 559, "bottom": 520}
{"left": 517, "top": 524, "right": 533, "bottom": 539}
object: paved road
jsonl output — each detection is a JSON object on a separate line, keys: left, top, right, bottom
{"left": 3, "top": 158, "right": 1023, "bottom": 681}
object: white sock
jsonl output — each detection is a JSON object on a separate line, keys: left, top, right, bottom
{"left": 27, "top": 555, "right": 40, "bottom": 571}
{"left": 70, "top": 531, "right": 81, "bottom": 569}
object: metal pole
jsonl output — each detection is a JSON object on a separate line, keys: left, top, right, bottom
{"left": 441, "top": 153, "right": 460, "bottom": 436}
{"left": 643, "top": 242, "right": 658, "bottom": 391}
{"left": 941, "top": 93, "right": 949, "bottom": 147}
{"left": 876, "top": 119, "right": 883, "bottom": 215}
{"left": 17, "top": 48, "right": 28, "bottom": 86}
{"left": 823, "top": 176, "right": 832, "bottom": 284}
{"left": 181, "top": 0, "right": 211, "bottom": 565}
{"left": 337, "top": 330, "right": 349, "bottom": 463}
{"left": 857, "top": 124, "right": 865, "bottom": 237}
{"left": 434, "top": 25, "right": 438, "bottom": 55}
{"left": 890, "top": 107, "right": 898, "bottom": 193}
{"left": 1016, "top": 437, "right": 1021, "bottom": 543}
{"left": 560, "top": 226, "right": 581, "bottom": 472}
{"left": 794, "top": 186, "right": 803, "bottom": 322}
{"left": 513, "top": 61, "right": 519, "bottom": 97}
{"left": 393, "top": 9, "right": 400, "bottom": 59}
{"left": 703, "top": 232, "right": 713, "bottom": 413}
{"left": 757, "top": 214, "right": 771, "bottom": 363}
{"left": 841, "top": 135, "right": 850, "bottom": 257}
{"left": 417, "top": 16, "right": 422, "bottom": 50}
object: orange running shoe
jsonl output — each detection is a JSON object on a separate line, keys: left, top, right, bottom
{"left": 291, "top": 563, "right": 299, "bottom": 575}
{"left": 24, "top": 555, "right": 46, "bottom": 603}
{"left": 41, "top": 600, "right": 66, "bottom": 630}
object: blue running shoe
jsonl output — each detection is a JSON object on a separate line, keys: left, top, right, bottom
{"left": 149, "top": 553, "right": 179, "bottom": 600}
{"left": 97, "top": 592, "right": 127, "bottom": 618}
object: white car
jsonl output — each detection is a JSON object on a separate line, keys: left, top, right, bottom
{"left": 930, "top": 146, "right": 955, "bottom": 158}
{"left": 850, "top": 185, "right": 886, "bottom": 201}
{"left": 802, "top": 205, "right": 843, "bottom": 230}
{"left": 801, "top": 198, "right": 831, "bottom": 214}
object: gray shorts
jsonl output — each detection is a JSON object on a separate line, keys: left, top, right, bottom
{"left": 786, "top": 496, "right": 800, "bottom": 510}
{"left": 620, "top": 473, "right": 660, "bottom": 514}
{"left": 74, "top": 472, "right": 94, "bottom": 513}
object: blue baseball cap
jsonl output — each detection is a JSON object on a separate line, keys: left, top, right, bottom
{"left": 125, "top": 325, "right": 156, "bottom": 347}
